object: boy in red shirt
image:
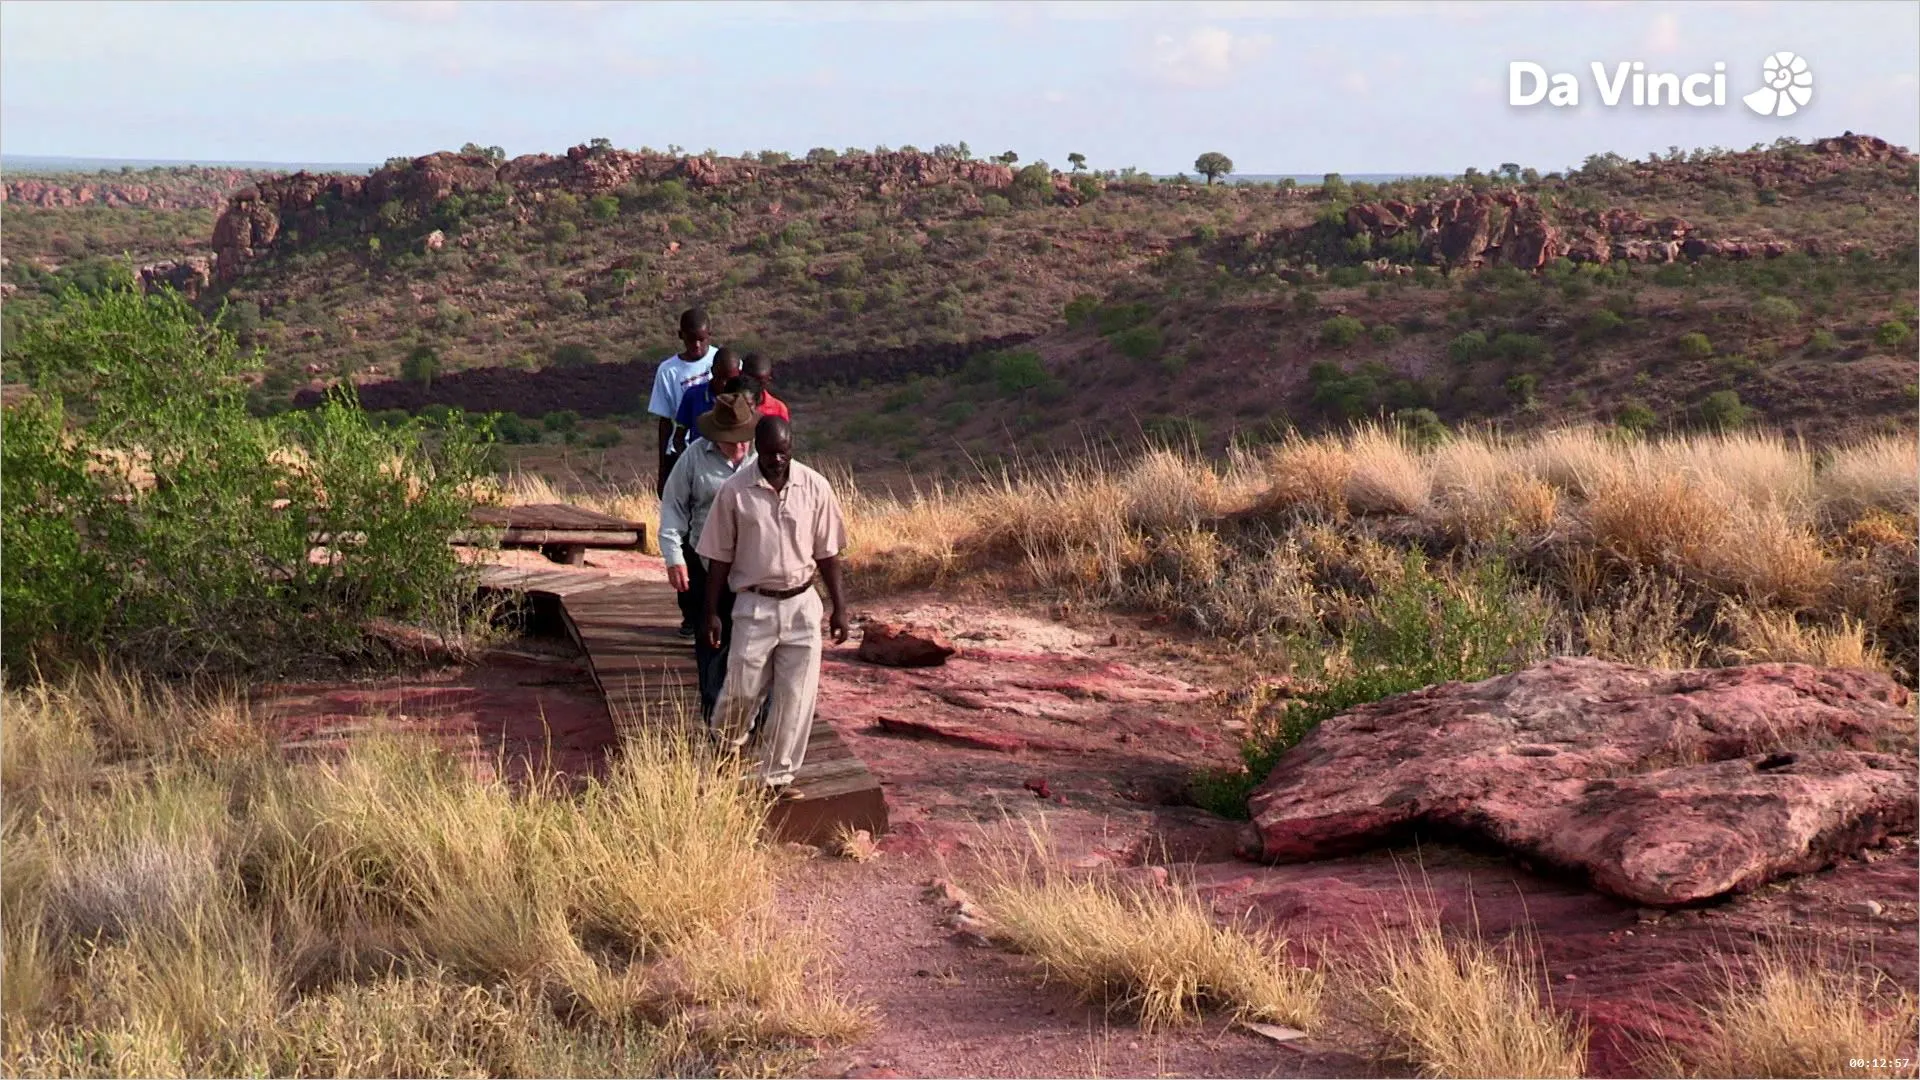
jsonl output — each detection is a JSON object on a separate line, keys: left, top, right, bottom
{"left": 743, "top": 353, "right": 790, "bottom": 420}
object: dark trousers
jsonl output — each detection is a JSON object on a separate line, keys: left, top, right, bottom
{"left": 676, "top": 540, "right": 702, "bottom": 629}
{"left": 687, "top": 554, "right": 770, "bottom": 730}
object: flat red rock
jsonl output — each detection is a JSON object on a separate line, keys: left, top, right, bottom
{"left": 857, "top": 622, "right": 958, "bottom": 668}
{"left": 1247, "top": 657, "right": 1918, "bottom": 906}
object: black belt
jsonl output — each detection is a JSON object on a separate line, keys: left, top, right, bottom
{"left": 745, "top": 578, "right": 815, "bottom": 600}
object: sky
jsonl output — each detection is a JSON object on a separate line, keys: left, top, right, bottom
{"left": 2, "top": 0, "right": 1916, "bottom": 175}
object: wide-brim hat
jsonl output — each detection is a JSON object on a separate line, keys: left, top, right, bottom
{"left": 696, "top": 391, "right": 760, "bottom": 443}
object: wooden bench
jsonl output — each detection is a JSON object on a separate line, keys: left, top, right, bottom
{"left": 459, "top": 503, "right": 648, "bottom": 565}
{"left": 476, "top": 564, "right": 888, "bottom": 846}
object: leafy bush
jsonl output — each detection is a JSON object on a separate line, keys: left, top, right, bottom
{"left": 1492, "top": 332, "right": 1550, "bottom": 365}
{"left": 991, "top": 350, "right": 1053, "bottom": 394}
{"left": 549, "top": 343, "right": 598, "bottom": 367}
{"left": 1750, "top": 296, "right": 1801, "bottom": 328}
{"left": 401, "top": 345, "right": 440, "bottom": 387}
{"left": 586, "top": 194, "right": 620, "bottom": 221}
{"left": 1581, "top": 309, "right": 1625, "bottom": 341}
{"left": 1193, "top": 554, "right": 1545, "bottom": 815}
{"left": 1807, "top": 328, "right": 1839, "bottom": 354}
{"left": 493, "top": 413, "right": 543, "bottom": 444}
{"left": 2, "top": 285, "right": 492, "bottom": 677}
{"left": 1111, "top": 325, "right": 1163, "bottom": 362}
{"left": 1370, "top": 324, "right": 1400, "bottom": 346}
{"left": 1505, "top": 372, "right": 1539, "bottom": 406}
{"left": 1141, "top": 416, "right": 1207, "bottom": 448}
{"left": 1877, "top": 320, "right": 1913, "bottom": 348}
{"left": 1319, "top": 315, "right": 1365, "bottom": 349}
{"left": 542, "top": 410, "right": 581, "bottom": 434}
{"left": 1392, "top": 407, "right": 1448, "bottom": 449}
{"left": 1064, "top": 294, "right": 1101, "bottom": 328}
{"left": 1448, "top": 330, "right": 1489, "bottom": 364}
{"left": 1095, "top": 302, "right": 1154, "bottom": 336}
{"left": 1615, "top": 400, "right": 1658, "bottom": 433}
{"left": 1677, "top": 332, "right": 1714, "bottom": 360}
{"left": 1699, "top": 390, "right": 1752, "bottom": 430}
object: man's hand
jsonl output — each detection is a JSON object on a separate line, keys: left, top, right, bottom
{"left": 828, "top": 607, "right": 850, "bottom": 645}
{"left": 704, "top": 612, "right": 724, "bottom": 651}
{"left": 667, "top": 564, "right": 690, "bottom": 592}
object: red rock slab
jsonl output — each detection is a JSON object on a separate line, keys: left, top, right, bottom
{"left": 1248, "top": 658, "right": 1918, "bottom": 906}
{"left": 857, "top": 622, "right": 959, "bottom": 668}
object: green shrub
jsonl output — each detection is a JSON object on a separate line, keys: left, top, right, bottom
{"left": 1807, "top": 328, "right": 1839, "bottom": 354}
{"left": 1698, "top": 389, "right": 1752, "bottom": 430}
{"left": 2, "top": 285, "right": 492, "bottom": 677}
{"left": 494, "top": 412, "right": 543, "bottom": 444}
{"left": 1095, "top": 302, "right": 1154, "bottom": 336}
{"left": 585, "top": 428, "right": 622, "bottom": 449}
{"left": 992, "top": 350, "right": 1053, "bottom": 394}
{"left": 550, "top": 343, "right": 598, "bottom": 367}
{"left": 1141, "top": 415, "right": 1206, "bottom": 448}
{"left": 1319, "top": 315, "right": 1365, "bottom": 348}
{"left": 1614, "top": 400, "right": 1657, "bottom": 433}
{"left": 1063, "top": 294, "right": 1101, "bottom": 328}
{"left": 586, "top": 194, "right": 620, "bottom": 221}
{"left": 1192, "top": 554, "right": 1545, "bottom": 816}
{"left": 1111, "top": 325, "right": 1163, "bottom": 362}
{"left": 1676, "top": 331, "right": 1714, "bottom": 360}
{"left": 1392, "top": 407, "right": 1447, "bottom": 449}
{"left": 1877, "top": 320, "right": 1913, "bottom": 348}
{"left": 881, "top": 382, "right": 925, "bottom": 413}
{"left": 1326, "top": 266, "right": 1367, "bottom": 287}
{"left": 1750, "top": 295, "right": 1800, "bottom": 328}
{"left": 1160, "top": 352, "right": 1191, "bottom": 377}
{"left": 1504, "top": 372, "right": 1539, "bottom": 406}
{"left": 401, "top": 345, "right": 441, "bottom": 386}
{"left": 1370, "top": 324, "right": 1400, "bottom": 345}
{"left": 1491, "top": 332, "right": 1549, "bottom": 365}
{"left": 1581, "top": 309, "right": 1625, "bottom": 340}
{"left": 1448, "top": 330, "right": 1489, "bottom": 364}
{"left": 939, "top": 400, "right": 976, "bottom": 426}
{"left": 542, "top": 410, "right": 581, "bottom": 434}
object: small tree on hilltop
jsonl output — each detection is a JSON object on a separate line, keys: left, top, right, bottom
{"left": 1068, "top": 152, "right": 1087, "bottom": 173}
{"left": 588, "top": 136, "right": 613, "bottom": 152}
{"left": 1195, "top": 151, "right": 1234, "bottom": 185}
{"left": 997, "top": 150, "right": 1019, "bottom": 166}
{"left": 402, "top": 344, "right": 441, "bottom": 388}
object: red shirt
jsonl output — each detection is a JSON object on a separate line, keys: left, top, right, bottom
{"left": 758, "top": 390, "right": 790, "bottom": 420}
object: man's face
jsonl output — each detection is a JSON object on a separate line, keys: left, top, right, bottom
{"left": 755, "top": 430, "right": 792, "bottom": 486}
{"left": 713, "top": 360, "right": 741, "bottom": 386}
{"left": 716, "top": 438, "right": 750, "bottom": 464}
{"left": 681, "top": 327, "right": 709, "bottom": 355}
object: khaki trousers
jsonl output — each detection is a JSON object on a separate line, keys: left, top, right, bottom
{"left": 712, "top": 588, "right": 822, "bottom": 786}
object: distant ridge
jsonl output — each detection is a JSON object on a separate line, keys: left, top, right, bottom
{"left": 1, "top": 154, "right": 377, "bottom": 175}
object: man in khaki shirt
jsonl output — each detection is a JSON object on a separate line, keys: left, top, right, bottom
{"left": 696, "top": 415, "right": 850, "bottom": 794}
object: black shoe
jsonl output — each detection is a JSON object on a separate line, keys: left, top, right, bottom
{"left": 678, "top": 620, "right": 696, "bottom": 638}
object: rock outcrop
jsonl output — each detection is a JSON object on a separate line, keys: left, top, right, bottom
{"left": 137, "top": 257, "right": 213, "bottom": 300}
{"left": 211, "top": 147, "right": 1035, "bottom": 284}
{"left": 858, "top": 622, "right": 959, "bottom": 668}
{"left": 2, "top": 167, "right": 263, "bottom": 209}
{"left": 1246, "top": 657, "right": 1916, "bottom": 906}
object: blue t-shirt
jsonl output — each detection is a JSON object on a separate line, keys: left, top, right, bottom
{"left": 674, "top": 380, "right": 719, "bottom": 431}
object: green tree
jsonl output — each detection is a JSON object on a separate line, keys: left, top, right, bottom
{"left": 1194, "top": 151, "right": 1234, "bottom": 185}
{"left": 401, "top": 344, "right": 441, "bottom": 387}
{"left": 588, "top": 136, "right": 613, "bottom": 152}
{"left": 996, "top": 150, "right": 1020, "bottom": 165}
{"left": 1699, "top": 390, "right": 1752, "bottom": 430}
{"left": 2, "top": 283, "right": 492, "bottom": 676}
{"left": 1068, "top": 152, "right": 1087, "bottom": 173}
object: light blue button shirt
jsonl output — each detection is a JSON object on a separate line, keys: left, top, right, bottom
{"left": 657, "top": 438, "right": 757, "bottom": 565}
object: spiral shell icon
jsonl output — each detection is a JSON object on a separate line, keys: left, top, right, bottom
{"left": 1743, "top": 52, "right": 1813, "bottom": 117}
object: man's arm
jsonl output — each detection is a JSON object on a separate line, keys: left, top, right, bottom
{"left": 702, "top": 558, "right": 732, "bottom": 650}
{"left": 657, "top": 451, "right": 694, "bottom": 591}
{"left": 818, "top": 555, "right": 849, "bottom": 644}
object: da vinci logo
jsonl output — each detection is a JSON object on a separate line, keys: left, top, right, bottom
{"left": 1743, "top": 52, "right": 1814, "bottom": 117}
{"left": 1508, "top": 53, "right": 1812, "bottom": 116}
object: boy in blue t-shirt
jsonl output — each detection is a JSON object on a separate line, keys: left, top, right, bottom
{"left": 674, "top": 347, "right": 743, "bottom": 433}
{"left": 649, "top": 308, "right": 718, "bottom": 497}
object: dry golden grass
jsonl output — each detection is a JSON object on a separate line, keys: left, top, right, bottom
{"left": 1348, "top": 905, "right": 1589, "bottom": 1079}
{"left": 1820, "top": 434, "right": 1920, "bottom": 525}
{"left": 1262, "top": 433, "right": 1354, "bottom": 519}
{"left": 1579, "top": 571, "right": 1707, "bottom": 669}
{"left": 970, "top": 825, "right": 1323, "bottom": 1032}
{"left": 1671, "top": 945, "right": 1919, "bottom": 1079}
{"left": 1343, "top": 425, "right": 1431, "bottom": 517}
{"left": 1, "top": 670, "right": 861, "bottom": 1078}
{"left": 1429, "top": 437, "right": 1561, "bottom": 543}
{"left": 1719, "top": 604, "right": 1893, "bottom": 674}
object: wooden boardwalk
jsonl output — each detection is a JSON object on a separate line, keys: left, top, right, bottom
{"left": 477, "top": 564, "right": 887, "bottom": 846}
{"left": 461, "top": 504, "right": 647, "bottom": 564}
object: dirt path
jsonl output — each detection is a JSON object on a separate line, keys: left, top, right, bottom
{"left": 255, "top": 562, "right": 1919, "bottom": 1078}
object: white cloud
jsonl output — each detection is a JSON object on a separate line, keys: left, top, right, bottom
{"left": 1147, "top": 26, "right": 1272, "bottom": 89}
{"left": 1644, "top": 12, "right": 1680, "bottom": 53}
{"left": 1340, "top": 70, "right": 1370, "bottom": 94}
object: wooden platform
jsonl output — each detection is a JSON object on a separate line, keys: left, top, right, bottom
{"left": 477, "top": 565, "right": 887, "bottom": 846}
{"left": 461, "top": 504, "right": 647, "bottom": 564}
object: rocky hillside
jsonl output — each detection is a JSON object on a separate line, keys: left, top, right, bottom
{"left": 2, "top": 165, "right": 274, "bottom": 210}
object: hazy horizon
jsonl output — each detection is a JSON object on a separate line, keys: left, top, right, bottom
{"left": 2, "top": 1, "right": 1915, "bottom": 177}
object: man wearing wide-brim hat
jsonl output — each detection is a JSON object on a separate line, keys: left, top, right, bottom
{"left": 658, "top": 391, "right": 764, "bottom": 722}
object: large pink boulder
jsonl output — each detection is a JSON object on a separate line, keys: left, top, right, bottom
{"left": 1247, "top": 658, "right": 1916, "bottom": 906}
